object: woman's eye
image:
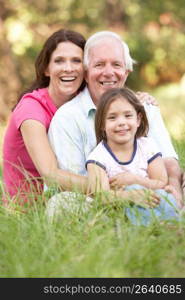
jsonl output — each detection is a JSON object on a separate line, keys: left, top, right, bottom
{"left": 54, "top": 58, "right": 63, "bottom": 63}
{"left": 73, "top": 58, "right": 82, "bottom": 63}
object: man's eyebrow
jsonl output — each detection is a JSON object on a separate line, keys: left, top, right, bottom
{"left": 93, "top": 59, "right": 104, "bottom": 62}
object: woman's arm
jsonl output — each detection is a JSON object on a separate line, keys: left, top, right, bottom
{"left": 20, "top": 120, "right": 87, "bottom": 193}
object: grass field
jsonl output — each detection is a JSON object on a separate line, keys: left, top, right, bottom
{"left": 0, "top": 198, "right": 185, "bottom": 278}
{"left": 0, "top": 83, "right": 185, "bottom": 278}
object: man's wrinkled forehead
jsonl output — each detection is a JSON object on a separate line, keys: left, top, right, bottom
{"left": 88, "top": 37, "right": 124, "bottom": 60}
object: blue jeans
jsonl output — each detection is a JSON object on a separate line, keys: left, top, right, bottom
{"left": 124, "top": 184, "right": 179, "bottom": 226}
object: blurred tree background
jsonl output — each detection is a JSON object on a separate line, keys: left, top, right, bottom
{"left": 0, "top": 0, "right": 185, "bottom": 123}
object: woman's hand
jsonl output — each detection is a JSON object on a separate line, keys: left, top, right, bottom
{"left": 128, "top": 189, "right": 160, "bottom": 208}
{"left": 105, "top": 188, "right": 160, "bottom": 209}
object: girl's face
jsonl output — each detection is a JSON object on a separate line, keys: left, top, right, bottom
{"left": 104, "top": 97, "right": 141, "bottom": 148}
{"left": 45, "top": 41, "right": 84, "bottom": 106}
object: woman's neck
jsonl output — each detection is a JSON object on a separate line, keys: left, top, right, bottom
{"left": 47, "top": 87, "right": 75, "bottom": 108}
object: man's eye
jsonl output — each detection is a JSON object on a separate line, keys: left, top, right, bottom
{"left": 113, "top": 62, "right": 122, "bottom": 68}
{"left": 95, "top": 63, "right": 103, "bottom": 67}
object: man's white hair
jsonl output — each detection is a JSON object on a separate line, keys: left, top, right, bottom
{"left": 84, "top": 31, "right": 136, "bottom": 71}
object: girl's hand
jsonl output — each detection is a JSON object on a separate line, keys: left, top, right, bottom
{"left": 135, "top": 91, "right": 158, "bottom": 106}
{"left": 109, "top": 171, "right": 137, "bottom": 189}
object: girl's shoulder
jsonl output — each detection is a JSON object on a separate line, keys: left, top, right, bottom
{"left": 90, "top": 141, "right": 105, "bottom": 154}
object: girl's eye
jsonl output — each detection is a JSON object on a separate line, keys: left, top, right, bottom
{"left": 126, "top": 114, "right": 133, "bottom": 118}
{"left": 107, "top": 116, "right": 116, "bottom": 120}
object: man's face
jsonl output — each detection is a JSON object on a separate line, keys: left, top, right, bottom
{"left": 85, "top": 38, "right": 129, "bottom": 105}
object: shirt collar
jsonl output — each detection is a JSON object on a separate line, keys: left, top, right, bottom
{"left": 81, "top": 87, "right": 96, "bottom": 117}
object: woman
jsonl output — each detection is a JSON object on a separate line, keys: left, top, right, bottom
{"left": 2, "top": 29, "right": 87, "bottom": 204}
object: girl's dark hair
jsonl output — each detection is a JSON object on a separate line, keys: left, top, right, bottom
{"left": 14, "top": 29, "right": 86, "bottom": 108}
{"left": 95, "top": 87, "right": 149, "bottom": 144}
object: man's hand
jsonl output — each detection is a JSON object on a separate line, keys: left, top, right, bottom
{"left": 136, "top": 91, "right": 158, "bottom": 106}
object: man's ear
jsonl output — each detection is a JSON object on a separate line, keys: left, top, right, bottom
{"left": 123, "top": 70, "right": 130, "bottom": 86}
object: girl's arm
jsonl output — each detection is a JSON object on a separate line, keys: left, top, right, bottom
{"left": 87, "top": 163, "right": 110, "bottom": 195}
{"left": 144, "top": 155, "right": 168, "bottom": 189}
{"left": 110, "top": 156, "right": 168, "bottom": 190}
{"left": 87, "top": 163, "right": 160, "bottom": 208}
{"left": 20, "top": 120, "right": 87, "bottom": 192}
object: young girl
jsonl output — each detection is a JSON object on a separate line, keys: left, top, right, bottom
{"left": 86, "top": 88, "right": 179, "bottom": 225}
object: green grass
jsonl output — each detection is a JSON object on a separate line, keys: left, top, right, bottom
{"left": 0, "top": 83, "right": 185, "bottom": 278}
{"left": 0, "top": 199, "right": 185, "bottom": 278}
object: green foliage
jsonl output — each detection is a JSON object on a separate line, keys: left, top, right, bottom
{"left": 1, "top": 0, "right": 185, "bottom": 91}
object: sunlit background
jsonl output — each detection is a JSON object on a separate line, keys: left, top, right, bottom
{"left": 1, "top": 0, "right": 185, "bottom": 165}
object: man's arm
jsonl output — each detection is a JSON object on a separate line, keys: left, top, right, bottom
{"left": 164, "top": 158, "right": 183, "bottom": 209}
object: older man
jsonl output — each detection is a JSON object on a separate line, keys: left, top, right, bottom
{"left": 48, "top": 31, "right": 183, "bottom": 208}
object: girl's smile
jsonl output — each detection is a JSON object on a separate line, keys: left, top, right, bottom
{"left": 104, "top": 97, "right": 141, "bottom": 149}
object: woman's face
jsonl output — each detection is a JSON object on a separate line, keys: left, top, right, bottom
{"left": 45, "top": 41, "right": 84, "bottom": 106}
